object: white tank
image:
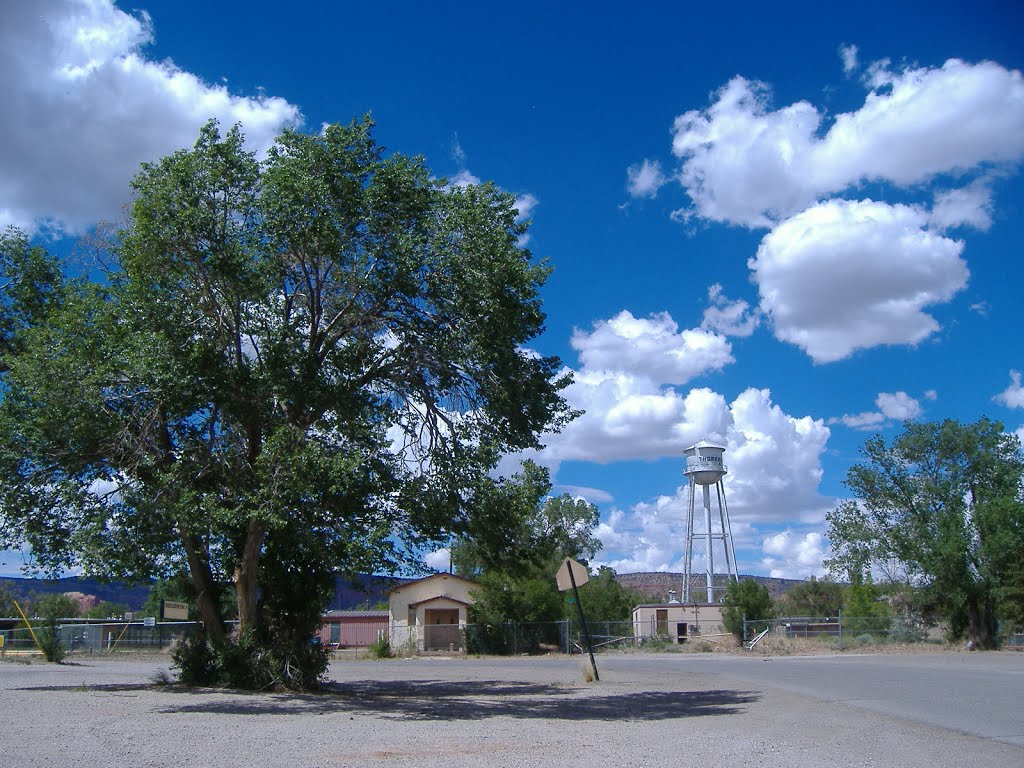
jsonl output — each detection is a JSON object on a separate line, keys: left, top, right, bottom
{"left": 683, "top": 440, "right": 727, "bottom": 485}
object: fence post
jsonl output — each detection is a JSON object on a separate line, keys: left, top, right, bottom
{"left": 838, "top": 609, "right": 843, "bottom": 651}
{"left": 742, "top": 613, "right": 747, "bottom": 643}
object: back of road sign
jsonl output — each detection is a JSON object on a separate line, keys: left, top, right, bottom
{"left": 555, "top": 558, "right": 589, "bottom": 591}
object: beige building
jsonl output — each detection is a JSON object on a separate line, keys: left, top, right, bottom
{"left": 632, "top": 601, "right": 725, "bottom": 642}
{"left": 389, "top": 573, "right": 477, "bottom": 652}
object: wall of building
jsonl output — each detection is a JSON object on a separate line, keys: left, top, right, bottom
{"left": 632, "top": 603, "right": 725, "bottom": 641}
{"left": 388, "top": 574, "right": 477, "bottom": 652}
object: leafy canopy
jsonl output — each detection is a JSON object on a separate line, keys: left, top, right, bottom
{"left": 721, "top": 577, "right": 775, "bottom": 638}
{"left": 0, "top": 117, "right": 574, "bottom": 685}
{"left": 826, "top": 418, "right": 1024, "bottom": 646}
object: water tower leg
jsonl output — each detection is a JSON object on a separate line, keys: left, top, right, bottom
{"left": 683, "top": 480, "right": 696, "bottom": 603}
{"left": 703, "top": 483, "right": 714, "bottom": 603}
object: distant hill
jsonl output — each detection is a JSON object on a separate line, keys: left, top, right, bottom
{"left": 615, "top": 572, "right": 805, "bottom": 602}
{"left": 325, "top": 573, "right": 412, "bottom": 610}
{"left": 1, "top": 572, "right": 413, "bottom": 613}
{"left": 0, "top": 576, "right": 152, "bottom": 609}
{"left": 3, "top": 571, "right": 805, "bottom": 614}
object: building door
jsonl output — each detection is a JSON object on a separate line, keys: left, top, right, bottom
{"left": 423, "top": 609, "right": 461, "bottom": 650}
{"left": 656, "top": 609, "right": 668, "bottom": 636}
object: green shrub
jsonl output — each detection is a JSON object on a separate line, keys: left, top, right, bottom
{"left": 171, "top": 629, "right": 328, "bottom": 691}
{"left": 369, "top": 636, "right": 391, "bottom": 659}
{"left": 38, "top": 626, "right": 66, "bottom": 663}
{"left": 171, "top": 633, "right": 215, "bottom": 685}
{"left": 888, "top": 613, "right": 926, "bottom": 643}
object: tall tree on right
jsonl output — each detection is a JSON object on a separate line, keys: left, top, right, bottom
{"left": 826, "top": 418, "right": 1024, "bottom": 648}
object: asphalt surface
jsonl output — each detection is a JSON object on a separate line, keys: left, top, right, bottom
{"left": 595, "top": 652, "right": 1024, "bottom": 747}
{"left": 1, "top": 650, "right": 1022, "bottom": 766}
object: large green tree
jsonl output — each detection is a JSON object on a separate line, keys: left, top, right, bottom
{"left": 778, "top": 576, "right": 845, "bottom": 618}
{"left": 721, "top": 577, "right": 774, "bottom": 639}
{"left": 826, "top": 418, "right": 1024, "bottom": 648}
{"left": 457, "top": 471, "right": 606, "bottom": 653}
{"left": 0, "top": 118, "right": 573, "bottom": 685}
{"left": 578, "top": 566, "right": 646, "bottom": 625}
{"left": 451, "top": 467, "right": 601, "bottom": 577}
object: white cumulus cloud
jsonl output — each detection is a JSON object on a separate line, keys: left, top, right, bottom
{"left": 627, "top": 159, "right": 668, "bottom": 199}
{"left": 591, "top": 388, "right": 833, "bottom": 573}
{"left": 760, "top": 530, "right": 829, "bottom": 579}
{"left": 995, "top": 370, "right": 1024, "bottom": 409}
{"left": 876, "top": 391, "right": 922, "bottom": 420}
{"left": 751, "top": 199, "right": 969, "bottom": 363}
{"left": 424, "top": 548, "right": 451, "bottom": 572}
{"left": 670, "top": 59, "right": 1024, "bottom": 228}
{"left": 571, "top": 310, "right": 733, "bottom": 385}
{"left": 829, "top": 391, "right": 924, "bottom": 430}
{"left": 0, "top": 0, "right": 301, "bottom": 236}
{"left": 544, "top": 374, "right": 730, "bottom": 464}
{"left": 513, "top": 193, "right": 539, "bottom": 221}
{"left": 701, "top": 284, "right": 761, "bottom": 337}
{"left": 839, "top": 44, "right": 859, "bottom": 76}
{"left": 929, "top": 182, "right": 994, "bottom": 231}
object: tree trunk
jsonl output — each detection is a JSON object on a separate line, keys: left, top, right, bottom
{"left": 966, "top": 596, "right": 997, "bottom": 650}
{"left": 234, "top": 520, "right": 266, "bottom": 634}
{"left": 181, "top": 532, "right": 226, "bottom": 644}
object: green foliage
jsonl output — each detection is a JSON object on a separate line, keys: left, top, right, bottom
{"left": 0, "top": 227, "right": 69, "bottom": 370}
{"left": 0, "top": 583, "right": 16, "bottom": 616}
{"left": 368, "top": 636, "right": 391, "bottom": 659}
{"left": 887, "top": 611, "right": 926, "bottom": 643}
{"left": 37, "top": 625, "right": 67, "bottom": 663}
{"left": 827, "top": 418, "right": 1024, "bottom": 648}
{"left": 578, "top": 566, "right": 646, "bottom": 624}
{"left": 843, "top": 575, "right": 891, "bottom": 634}
{"left": 84, "top": 600, "right": 130, "bottom": 620}
{"left": 458, "top": 466, "right": 611, "bottom": 654}
{"left": 31, "top": 592, "right": 79, "bottom": 619}
{"left": 0, "top": 117, "right": 572, "bottom": 688}
{"left": 141, "top": 573, "right": 195, "bottom": 620}
{"left": 779, "top": 577, "right": 844, "bottom": 618}
{"left": 451, "top": 464, "right": 597, "bottom": 576}
{"left": 172, "top": 629, "right": 328, "bottom": 690}
{"left": 30, "top": 592, "right": 72, "bottom": 663}
{"left": 722, "top": 578, "right": 775, "bottom": 638}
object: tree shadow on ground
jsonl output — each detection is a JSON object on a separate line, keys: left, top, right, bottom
{"left": 152, "top": 679, "right": 760, "bottom": 721}
{"left": 15, "top": 678, "right": 759, "bottom": 721}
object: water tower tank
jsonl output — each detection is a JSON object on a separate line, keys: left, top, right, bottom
{"left": 683, "top": 440, "right": 727, "bottom": 486}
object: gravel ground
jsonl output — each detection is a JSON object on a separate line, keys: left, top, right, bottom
{"left": 1, "top": 652, "right": 1021, "bottom": 767}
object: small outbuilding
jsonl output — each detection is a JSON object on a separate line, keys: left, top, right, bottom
{"left": 633, "top": 599, "right": 724, "bottom": 643}
{"left": 319, "top": 609, "right": 389, "bottom": 648}
{"left": 388, "top": 573, "right": 478, "bottom": 653}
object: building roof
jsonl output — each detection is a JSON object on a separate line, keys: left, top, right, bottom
{"left": 323, "top": 610, "right": 389, "bottom": 618}
{"left": 388, "top": 572, "right": 478, "bottom": 594}
{"left": 408, "top": 595, "right": 473, "bottom": 608}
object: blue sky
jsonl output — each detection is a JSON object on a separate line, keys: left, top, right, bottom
{"left": 2, "top": 1, "right": 1023, "bottom": 579}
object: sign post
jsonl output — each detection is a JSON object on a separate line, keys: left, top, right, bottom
{"left": 555, "top": 557, "right": 599, "bottom": 681}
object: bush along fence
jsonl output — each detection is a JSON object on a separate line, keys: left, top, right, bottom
{"left": 741, "top": 612, "right": 930, "bottom": 650}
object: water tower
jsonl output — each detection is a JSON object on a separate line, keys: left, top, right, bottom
{"left": 682, "top": 440, "right": 739, "bottom": 603}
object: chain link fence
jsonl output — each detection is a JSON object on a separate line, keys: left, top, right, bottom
{"left": 0, "top": 621, "right": 201, "bottom": 656}
{"left": 13, "top": 614, "right": 1015, "bottom": 659}
{"left": 742, "top": 613, "right": 929, "bottom": 650}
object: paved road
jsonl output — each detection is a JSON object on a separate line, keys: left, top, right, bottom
{"left": 598, "top": 652, "right": 1024, "bottom": 747}
{"left": 3, "top": 651, "right": 1023, "bottom": 766}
